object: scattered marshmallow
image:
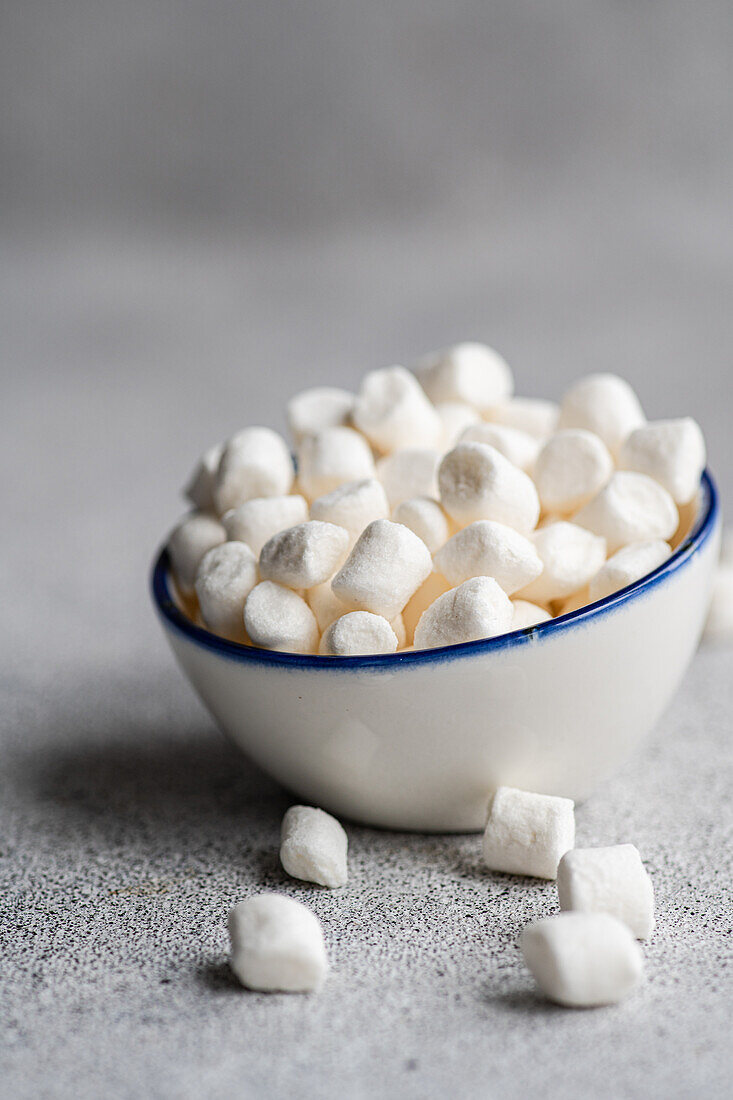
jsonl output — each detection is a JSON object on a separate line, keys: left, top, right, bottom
{"left": 574, "top": 471, "right": 678, "bottom": 554}
{"left": 519, "top": 522, "right": 606, "bottom": 604}
{"left": 434, "top": 521, "right": 543, "bottom": 595}
{"left": 377, "top": 448, "right": 440, "bottom": 508}
{"left": 309, "top": 479, "right": 389, "bottom": 544}
{"left": 214, "top": 428, "right": 295, "bottom": 514}
{"left": 244, "top": 582, "right": 319, "bottom": 653}
{"left": 280, "top": 805, "right": 348, "bottom": 887}
{"left": 287, "top": 386, "right": 354, "bottom": 443}
{"left": 460, "top": 422, "right": 540, "bottom": 473}
{"left": 486, "top": 397, "right": 559, "bottom": 439}
{"left": 413, "top": 576, "right": 513, "bottom": 650}
{"left": 434, "top": 401, "right": 481, "bottom": 448}
{"left": 618, "top": 417, "right": 706, "bottom": 505}
{"left": 511, "top": 599, "right": 552, "bottom": 630}
{"left": 297, "top": 427, "right": 376, "bottom": 501}
{"left": 704, "top": 564, "right": 733, "bottom": 644}
{"left": 184, "top": 442, "right": 223, "bottom": 512}
{"left": 557, "top": 844, "right": 655, "bottom": 940}
{"left": 438, "top": 442, "right": 540, "bottom": 533}
{"left": 332, "top": 519, "right": 433, "bottom": 620}
{"left": 319, "top": 611, "right": 398, "bottom": 656}
{"left": 167, "top": 512, "right": 226, "bottom": 595}
{"left": 558, "top": 373, "right": 645, "bottom": 454}
{"left": 307, "top": 579, "right": 349, "bottom": 632}
{"left": 414, "top": 342, "right": 513, "bottom": 411}
{"left": 392, "top": 497, "right": 450, "bottom": 554}
{"left": 195, "top": 541, "right": 258, "bottom": 641}
{"left": 521, "top": 912, "right": 643, "bottom": 1007}
{"left": 534, "top": 429, "right": 613, "bottom": 514}
{"left": 223, "top": 495, "right": 309, "bottom": 555}
{"left": 259, "top": 521, "right": 349, "bottom": 590}
{"left": 401, "top": 572, "right": 452, "bottom": 644}
{"left": 228, "top": 894, "right": 328, "bottom": 992}
{"left": 353, "top": 365, "right": 442, "bottom": 453}
{"left": 482, "top": 786, "right": 575, "bottom": 879}
{"left": 589, "top": 539, "right": 670, "bottom": 602}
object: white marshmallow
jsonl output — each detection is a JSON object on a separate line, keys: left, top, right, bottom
{"left": 392, "top": 497, "right": 450, "bottom": 554}
{"left": 214, "top": 428, "right": 295, "bottom": 514}
{"left": 297, "top": 427, "right": 376, "bottom": 501}
{"left": 402, "top": 572, "right": 451, "bottom": 644}
{"left": 521, "top": 912, "right": 643, "bottom": 1007}
{"left": 704, "top": 565, "right": 733, "bottom": 644}
{"left": 438, "top": 443, "right": 540, "bottom": 533}
{"left": 184, "top": 442, "right": 223, "bottom": 512}
{"left": 558, "top": 373, "right": 645, "bottom": 454}
{"left": 223, "top": 495, "right": 309, "bottom": 555}
{"left": 589, "top": 539, "right": 670, "bottom": 602}
{"left": 309, "top": 479, "right": 389, "bottom": 545}
{"left": 167, "top": 512, "right": 226, "bottom": 595}
{"left": 228, "top": 894, "right": 328, "bottom": 992}
{"left": 287, "top": 386, "right": 354, "bottom": 443}
{"left": 486, "top": 397, "right": 559, "bottom": 439}
{"left": 390, "top": 612, "right": 407, "bottom": 648}
{"left": 244, "top": 581, "right": 319, "bottom": 654}
{"left": 377, "top": 448, "right": 440, "bottom": 508}
{"left": 557, "top": 845, "right": 655, "bottom": 939}
{"left": 574, "top": 472, "right": 678, "bottom": 554}
{"left": 307, "top": 579, "right": 349, "bottom": 632}
{"left": 519, "top": 522, "right": 606, "bottom": 604}
{"left": 434, "top": 521, "right": 543, "bottom": 595}
{"left": 259, "top": 521, "right": 349, "bottom": 590}
{"left": 618, "top": 417, "right": 706, "bottom": 505}
{"left": 331, "top": 519, "right": 433, "bottom": 620}
{"left": 414, "top": 342, "right": 513, "bottom": 411}
{"left": 534, "top": 429, "right": 614, "bottom": 514}
{"left": 482, "top": 786, "right": 575, "bottom": 879}
{"left": 319, "top": 611, "right": 398, "bottom": 656}
{"left": 194, "top": 541, "right": 258, "bottom": 642}
{"left": 352, "top": 365, "right": 442, "bottom": 453}
{"left": 435, "top": 401, "right": 481, "bottom": 449}
{"left": 460, "top": 423, "right": 540, "bottom": 473}
{"left": 280, "top": 805, "right": 348, "bottom": 887}
{"left": 511, "top": 599, "right": 552, "bottom": 630}
{"left": 413, "top": 576, "right": 513, "bottom": 650}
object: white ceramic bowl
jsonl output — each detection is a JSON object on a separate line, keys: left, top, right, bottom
{"left": 152, "top": 472, "right": 720, "bottom": 832}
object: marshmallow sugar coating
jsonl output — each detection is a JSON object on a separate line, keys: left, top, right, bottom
{"left": 214, "top": 427, "right": 295, "bottom": 514}
{"left": 557, "top": 844, "right": 655, "bottom": 939}
{"left": 319, "top": 611, "right": 398, "bottom": 656}
{"left": 438, "top": 442, "right": 540, "bottom": 533}
{"left": 297, "top": 427, "right": 376, "bottom": 501}
{"left": 519, "top": 522, "right": 606, "bottom": 605}
{"left": 280, "top": 805, "right": 348, "bottom": 888}
{"left": 353, "top": 365, "right": 442, "bottom": 453}
{"left": 533, "top": 429, "right": 613, "bottom": 514}
{"left": 414, "top": 342, "right": 514, "bottom": 411}
{"left": 167, "top": 512, "right": 226, "bottom": 595}
{"left": 413, "top": 576, "right": 513, "bottom": 650}
{"left": 332, "top": 519, "right": 433, "bottom": 621}
{"left": 574, "top": 471, "right": 678, "bottom": 554}
{"left": 244, "top": 582, "right": 320, "bottom": 654}
{"left": 310, "top": 479, "right": 390, "bottom": 543}
{"left": 434, "top": 520, "right": 543, "bottom": 595}
{"left": 195, "top": 541, "right": 258, "bottom": 642}
{"left": 588, "top": 539, "right": 670, "bottom": 603}
{"left": 617, "top": 417, "right": 706, "bottom": 505}
{"left": 287, "top": 386, "right": 354, "bottom": 444}
{"left": 228, "top": 894, "right": 329, "bottom": 992}
{"left": 392, "top": 497, "right": 450, "bottom": 554}
{"left": 222, "top": 494, "right": 309, "bottom": 555}
{"left": 482, "top": 786, "right": 575, "bottom": 879}
{"left": 259, "top": 521, "right": 349, "bottom": 589}
{"left": 558, "top": 373, "right": 645, "bottom": 454}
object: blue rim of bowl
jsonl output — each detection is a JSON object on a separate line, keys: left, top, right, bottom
{"left": 151, "top": 469, "right": 719, "bottom": 670}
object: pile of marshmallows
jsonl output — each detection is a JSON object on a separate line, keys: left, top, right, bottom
{"left": 167, "top": 344, "right": 708, "bottom": 655}
{"left": 229, "top": 788, "right": 654, "bottom": 1008}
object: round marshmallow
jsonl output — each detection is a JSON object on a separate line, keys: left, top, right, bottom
{"left": 195, "top": 541, "right": 258, "bottom": 642}
{"left": 259, "top": 521, "right": 349, "bottom": 590}
{"left": 485, "top": 397, "right": 559, "bottom": 439}
{"left": 402, "top": 572, "right": 451, "bottom": 645}
{"left": 352, "top": 365, "right": 442, "bottom": 453}
{"left": 319, "top": 611, "right": 398, "bottom": 656}
{"left": 223, "top": 495, "right": 309, "bottom": 555}
{"left": 434, "top": 520, "right": 543, "bottom": 595}
{"left": 280, "top": 806, "right": 348, "bottom": 888}
{"left": 557, "top": 844, "right": 655, "bottom": 940}
{"left": 558, "top": 373, "right": 645, "bottom": 454}
{"left": 519, "top": 521, "right": 606, "bottom": 604}
{"left": 214, "top": 428, "right": 295, "bottom": 514}
{"left": 617, "top": 417, "right": 706, "bottom": 505}
{"left": 287, "top": 386, "right": 354, "bottom": 443}
{"left": 573, "top": 471, "right": 678, "bottom": 554}
{"left": 482, "top": 786, "right": 575, "bottom": 880}
{"left": 435, "top": 401, "right": 481, "bottom": 449}
{"left": 377, "top": 448, "right": 440, "bottom": 509}
{"left": 438, "top": 442, "right": 540, "bottom": 534}
{"left": 331, "top": 519, "right": 433, "bottom": 621}
{"left": 511, "top": 599, "right": 552, "bottom": 630}
{"left": 310, "top": 479, "right": 390, "bottom": 544}
{"left": 460, "top": 422, "right": 540, "bottom": 473}
{"left": 184, "top": 442, "right": 223, "bottom": 512}
{"left": 228, "top": 894, "right": 328, "bottom": 993}
{"left": 589, "top": 539, "right": 670, "bottom": 602}
{"left": 414, "top": 342, "right": 513, "bottom": 411}
{"left": 244, "top": 581, "right": 319, "bottom": 654}
{"left": 413, "top": 576, "right": 513, "bottom": 650}
{"left": 534, "top": 429, "right": 613, "bottom": 514}
{"left": 392, "top": 497, "right": 450, "bottom": 554}
{"left": 297, "top": 427, "right": 376, "bottom": 501}
{"left": 167, "top": 512, "right": 226, "bottom": 595}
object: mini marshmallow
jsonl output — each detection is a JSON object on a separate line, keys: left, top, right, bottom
{"left": 435, "top": 401, "right": 481, "bottom": 448}
{"left": 167, "top": 512, "right": 226, "bottom": 595}
{"left": 392, "top": 497, "right": 450, "bottom": 554}
{"left": 331, "top": 519, "right": 433, "bottom": 620}
{"left": 319, "top": 611, "right": 398, "bottom": 656}
{"left": 377, "top": 448, "right": 440, "bottom": 508}
{"left": 558, "top": 373, "right": 645, "bottom": 454}
{"left": 214, "top": 428, "right": 295, "bottom": 514}
{"left": 184, "top": 442, "right": 223, "bottom": 512}
{"left": 259, "top": 521, "right": 349, "bottom": 590}
{"left": 434, "top": 521, "right": 543, "bottom": 594}
{"left": 310, "top": 479, "right": 390, "bottom": 544}
{"left": 618, "top": 417, "right": 706, "bottom": 505}
{"left": 438, "top": 443, "right": 540, "bottom": 534}
{"left": 223, "top": 494, "right": 309, "bottom": 555}
{"left": 460, "top": 422, "right": 540, "bottom": 473}
{"left": 307, "top": 579, "right": 349, "bottom": 632}
{"left": 280, "top": 805, "right": 348, "bottom": 887}
{"left": 521, "top": 912, "right": 643, "bottom": 1007}
{"left": 352, "top": 365, "right": 442, "bottom": 453}
{"left": 287, "top": 386, "right": 354, "bottom": 443}
{"left": 390, "top": 612, "right": 407, "bottom": 648}
{"left": 195, "top": 541, "right": 258, "bottom": 641}
{"left": 414, "top": 342, "right": 513, "bottom": 411}
{"left": 482, "top": 786, "right": 575, "bottom": 879}
{"left": 486, "top": 397, "right": 559, "bottom": 439}
{"left": 704, "top": 565, "right": 733, "bottom": 644}
{"left": 402, "top": 572, "right": 451, "bottom": 644}
{"left": 589, "top": 539, "right": 670, "bottom": 602}
{"left": 511, "top": 599, "right": 552, "bottom": 630}
{"left": 297, "top": 427, "right": 376, "bottom": 501}
{"left": 534, "top": 429, "right": 613, "bottom": 514}
{"left": 244, "top": 581, "right": 319, "bottom": 653}
{"left": 519, "top": 522, "right": 606, "bottom": 604}
{"left": 574, "top": 471, "right": 678, "bottom": 554}
{"left": 413, "top": 576, "right": 513, "bottom": 650}
{"left": 228, "top": 894, "right": 328, "bottom": 992}
{"left": 557, "top": 844, "right": 655, "bottom": 939}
